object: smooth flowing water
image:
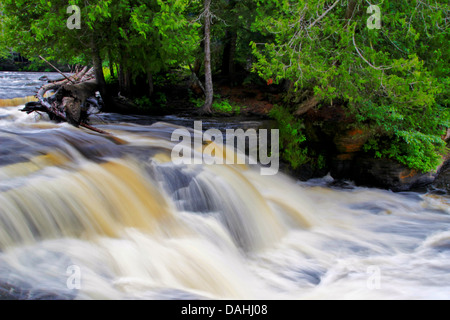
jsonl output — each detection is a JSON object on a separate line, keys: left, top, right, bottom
{"left": 0, "top": 72, "right": 449, "bottom": 300}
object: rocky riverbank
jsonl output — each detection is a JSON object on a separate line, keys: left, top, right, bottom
{"left": 210, "top": 92, "right": 450, "bottom": 193}
{"left": 433, "top": 159, "right": 450, "bottom": 193}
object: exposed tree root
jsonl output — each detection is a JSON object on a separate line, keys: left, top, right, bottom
{"left": 20, "top": 67, "right": 114, "bottom": 136}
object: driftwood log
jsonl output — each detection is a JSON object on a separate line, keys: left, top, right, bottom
{"left": 21, "top": 67, "right": 109, "bottom": 135}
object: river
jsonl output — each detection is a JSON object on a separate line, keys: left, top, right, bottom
{"left": 0, "top": 72, "right": 449, "bottom": 300}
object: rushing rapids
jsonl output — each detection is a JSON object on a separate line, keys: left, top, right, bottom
{"left": 0, "top": 72, "right": 449, "bottom": 300}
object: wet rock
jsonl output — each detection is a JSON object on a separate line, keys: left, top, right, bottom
{"left": 298, "top": 105, "right": 444, "bottom": 191}
{"left": 333, "top": 128, "right": 371, "bottom": 156}
{"left": 328, "top": 179, "right": 355, "bottom": 190}
{"left": 433, "top": 159, "right": 450, "bottom": 193}
{"left": 332, "top": 157, "right": 437, "bottom": 192}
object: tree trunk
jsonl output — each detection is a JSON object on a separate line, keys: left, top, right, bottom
{"left": 221, "top": 0, "right": 237, "bottom": 86}
{"left": 91, "top": 38, "right": 109, "bottom": 107}
{"left": 119, "top": 63, "right": 125, "bottom": 93}
{"left": 222, "top": 30, "right": 232, "bottom": 77}
{"left": 147, "top": 70, "right": 154, "bottom": 97}
{"left": 345, "top": 0, "right": 358, "bottom": 20}
{"left": 118, "top": 65, "right": 131, "bottom": 96}
{"left": 222, "top": 30, "right": 237, "bottom": 83}
{"left": 202, "top": 0, "right": 213, "bottom": 114}
{"left": 21, "top": 67, "right": 109, "bottom": 134}
{"left": 228, "top": 31, "right": 237, "bottom": 86}
{"left": 118, "top": 52, "right": 131, "bottom": 96}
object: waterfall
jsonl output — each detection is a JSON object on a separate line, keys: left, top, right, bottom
{"left": 0, "top": 82, "right": 449, "bottom": 300}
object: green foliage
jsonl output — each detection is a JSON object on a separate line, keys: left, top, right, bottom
{"left": 155, "top": 92, "right": 167, "bottom": 106}
{"left": 360, "top": 101, "right": 448, "bottom": 172}
{"left": 242, "top": 73, "right": 265, "bottom": 86}
{"left": 134, "top": 96, "right": 152, "bottom": 111}
{"left": 19, "top": 59, "right": 50, "bottom": 72}
{"left": 213, "top": 99, "right": 235, "bottom": 114}
{"left": 191, "top": 95, "right": 243, "bottom": 115}
{"left": 252, "top": 0, "right": 450, "bottom": 172}
{"left": 102, "top": 67, "right": 115, "bottom": 85}
{"left": 190, "top": 96, "right": 204, "bottom": 109}
{"left": 134, "top": 92, "right": 167, "bottom": 112}
{"left": 218, "top": 0, "right": 261, "bottom": 70}
{"left": 0, "top": 47, "right": 9, "bottom": 60}
{"left": 153, "top": 71, "right": 183, "bottom": 87}
{"left": 115, "top": 0, "right": 201, "bottom": 77}
{"left": 0, "top": 0, "right": 201, "bottom": 80}
{"left": 1, "top": 0, "right": 448, "bottom": 173}
{"left": 269, "top": 105, "right": 309, "bottom": 169}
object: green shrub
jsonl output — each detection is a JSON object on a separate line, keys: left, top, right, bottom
{"left": 191, "top": 96, "right": 243, "bottom": 115}
{"left": 251, "top": 0, "right": 449, "bottom": 173}
{"left": 269, "top": 105, "right": 310, "bottom": 169}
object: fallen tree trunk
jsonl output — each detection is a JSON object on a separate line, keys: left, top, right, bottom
{"left": 21, "top": 67, "right": 110, "bottom": 135}
{"left": 21, "top": 67, "right": 124, "bottom": 139}
{"left": 21, "top": 63, "right": 139, "bottom": 139}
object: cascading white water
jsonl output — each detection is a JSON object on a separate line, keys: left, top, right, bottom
{"left": 0, "top": 72, "right": 449, "bottom": 300}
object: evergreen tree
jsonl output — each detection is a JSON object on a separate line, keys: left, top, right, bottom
{"left": 251, "top": 0, "right": 449, "bottom": 172}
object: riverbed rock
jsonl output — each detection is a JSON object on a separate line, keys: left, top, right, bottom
{"left": 433, "top": 159, "right": 450, "bottom": 193}
{"left": 345, "top": 157, "right": 437, "bottom": 192}
{"left": 333, "top": 128, "right": 371, "bottom": 155}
